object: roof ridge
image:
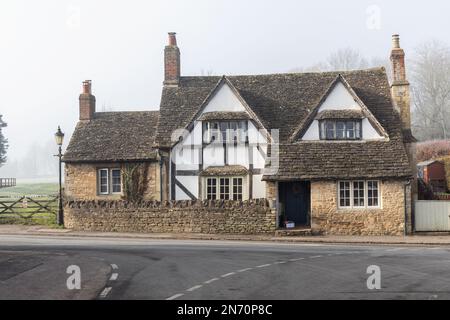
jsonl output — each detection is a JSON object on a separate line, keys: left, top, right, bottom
{"left": 179, "top": 67, "right": 386, "bottom": 79}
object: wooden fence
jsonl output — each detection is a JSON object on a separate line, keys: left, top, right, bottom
{"left": 0, "top": 195, "right": 58, "bottom": 220}
{"left": 0, "top": 178, "right": 16, "bottom": 188}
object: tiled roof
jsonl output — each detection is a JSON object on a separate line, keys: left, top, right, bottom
{"left": 315, "top": 109, "right": 365, "bottom": 120}
{"left": 63, "top": 111, "right": 159, "bottom": 162}
{"left": 158, "top": 68, "right": 413, "bottom": 179}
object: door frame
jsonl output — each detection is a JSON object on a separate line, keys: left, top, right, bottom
{"left": 278, "top": 181, "right": 311, "bottom": 228}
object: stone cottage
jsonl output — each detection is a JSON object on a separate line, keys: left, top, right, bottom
{"left": 63, "top": 33, "right": 416, "bottom": 235}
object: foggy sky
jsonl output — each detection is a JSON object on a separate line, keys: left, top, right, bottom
{"left": 0, "top": 0, "right": 449, "bottom": 164}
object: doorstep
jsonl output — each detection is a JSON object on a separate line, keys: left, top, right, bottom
{"left": 275, "top": 227, "right": 313, "bottom": 237}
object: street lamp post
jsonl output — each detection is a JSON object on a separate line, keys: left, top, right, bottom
{"left": 55, "top": 126, "right": 65, "bottom": 226}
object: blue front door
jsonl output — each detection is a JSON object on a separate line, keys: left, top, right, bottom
{"left": 280, "top": 181, "right": 310, "bottom": 226}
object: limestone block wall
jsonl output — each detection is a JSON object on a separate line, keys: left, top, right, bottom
{"left": 64, "top": 199, "right": 276, "bottom": 235}
{"left": 310, "top": 180, "right": 407, "bottom": 235}
{"left": 64, "top": 162, "right": 160, "bottom": 201}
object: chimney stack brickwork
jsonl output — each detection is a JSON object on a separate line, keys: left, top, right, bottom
{"left": 390, "top": 34, "right": 417, "bottom": 232}
{"left": 79, "top": 80, "right": 96, "bottom": 121}
{"left": 390, "top": 34, "right": 411, "bottom": 132}
{"left": 164, "top": 32, "right": 180, "bottom": 86}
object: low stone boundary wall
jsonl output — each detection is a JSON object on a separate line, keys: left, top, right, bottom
{"left": 64, "top": 199, "right": 276, "bottom": 234}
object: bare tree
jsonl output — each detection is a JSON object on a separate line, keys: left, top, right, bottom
{"left": 291, "top": 48, "right": 388, "bottom": 73}
{"left": 326, "top": 48, "right": 369, "bottom": 71}
{"left": 411, "top": 40, "right": 450, "bottom": 140}
{"left": 0, "top": 115, "right": 7, "bottom": 167}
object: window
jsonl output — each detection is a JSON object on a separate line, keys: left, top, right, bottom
{"left": 99, "top": 169, "right": 109, "bottom": 195}
{"left": 98, "top": 168, "right": 121, "bottom": 195}
{"left": 367, "top": 181, "right": 379, "bottom": 207}
{"left": 353, "top": 181, "right": 365, "bottom": 207}
{"left": 339, "top": 181, "right": 351, "bottom": 207}
{"left": 207, "top": 178, "right": 217, "bottom": 200}
{"left": 205, "top": 177, "right": 245, "bottom": 200}
{"left": 233, "top": 178, "right": 243, "bottom": 200}
{"left": 220, "top": 178, "right": 230, "bottom": 200}
{"left": 339, "top": 180, "right": 381, "bottom": 209}
{"left": 111, "top": 169, "right": 122, "bottom": 193}
{"left": 320, "top": 120, "right": 362, "bottom": 140}
{"left": 203, "top": 121, "right": 247, "bottom": 144}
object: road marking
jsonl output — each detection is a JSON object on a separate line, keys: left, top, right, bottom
{"left": 274, "top": 261, "right": 287, "bottom": 264}
{"left": 166, "top": 293, "right": 184, "bottom": 300}
{"left": 237, "top": 267, "right": 253, "bottom": 272}
{"left": 204, "top": 277, "right": 219, "bottom": 284}
{"left": 109, "top": 273, "right": 118, "bottom": 281}
{"left": 289, "top": 258, "right": 304, "bottom": 262}
{"left": 99, "top": 287, "right": 112, "bottom": 298}
{"left": 386, "top": 248, "right": 403, "bottom": 252}
{"left": 310, "top": 255, "right": 322, "bottom": 258}
{"left": 187, "top": 285, "right": 203, "bottom": 292}
{"left": 256, "top": 263, "right": 271, "bottom": 268}
{"left": 221, "top": 272, "right": 236, "bottom": 278}
{"left": 111, "top": 264, "right": 119, "bottom": 270}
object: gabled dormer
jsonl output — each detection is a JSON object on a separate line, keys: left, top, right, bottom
{"left": 293, "top": 74, "right": 388, "bottom": 142}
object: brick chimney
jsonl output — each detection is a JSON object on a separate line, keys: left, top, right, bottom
{"left": 390, "top": 34, "right": 417, "bottom": 233}
{"left": 79, "top": 80, "right": 96, "bottom": 121}
{"left": 390, "top": 34, "right": 411, "bottom": 133}
{"left": 164, "top": 32, "right": 180, "bottom": 86}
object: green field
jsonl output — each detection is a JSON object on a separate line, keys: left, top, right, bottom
{"left": 0, "top": 183, "right": 59, "bottom": 197}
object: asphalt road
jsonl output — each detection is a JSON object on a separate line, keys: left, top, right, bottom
{"left": 0, "top": 235, "right": 449, "bottom": 300}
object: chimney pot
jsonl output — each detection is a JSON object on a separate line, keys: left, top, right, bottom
{"left": 82, "top": 80, "right": 92, "bottom": 94}
{"left": 392, "top": 34, "right": 400, "bottom": 49}
{"left": 168, "top": 32, "right": 177, "bottom": 46}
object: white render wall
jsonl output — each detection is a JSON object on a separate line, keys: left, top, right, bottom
{"left": 301, "top": 81, "right": 384, "bottom": 141}
{"left": 171, "top": 82, "right": 268, "bottom": 200}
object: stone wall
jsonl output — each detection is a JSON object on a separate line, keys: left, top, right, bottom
{"left": 64, "top": 162, "right": 160, "bottom": 201}
{"left": 64, "top": 199, "right": 276, "bottom": 234}
{"left": 310, "top": 180, "right": 406, "bottom": 235}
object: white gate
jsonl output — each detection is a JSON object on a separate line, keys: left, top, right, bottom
{"left": 415, "top": 201, "right": 450, "bottom": 232}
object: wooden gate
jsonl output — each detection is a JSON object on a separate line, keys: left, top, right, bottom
{"left": 415, "top": 200, "right": 450, "bottom": 232}
{"left": 0, "top": 196, "right": 58, "bottom": 221}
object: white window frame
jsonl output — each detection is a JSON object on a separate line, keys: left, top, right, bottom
{"left": 367, "top": 180, "right": 380, "bottom": 208}
{"left": 204, "top": 176, "right": 246, "bottom": 200}
{"left": 111, "top": 169, "right": 122, "bottom": 194}
{"left": 338, "top": 180, "right": 381, "bottom": 209}
{"left": 352, "top": 181, "right": 365, "bottom": 208}
{"left": 98, "top": 168, "right": 109, "bottom": 195}
{"left": 98, "top": 168, "right": 122, "bottom": 195}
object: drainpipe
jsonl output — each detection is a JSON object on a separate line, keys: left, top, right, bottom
{"left": 404, "top": 179, "right": 412, "bottom": 236}
{"left": 158, "top": 151, "right": 163, "bottom": 202}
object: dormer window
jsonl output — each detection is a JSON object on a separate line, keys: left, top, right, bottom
{"left": 203, "top": 120, "right": 248, "bottom": 144}
{"left": 319, "top": 120, "right": 362, "bottom": 140}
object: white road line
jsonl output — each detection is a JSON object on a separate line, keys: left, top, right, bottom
{"left": 99, "top": 287, "right": 112, "bottom": 298}
{"left": 109, "top": 273, "right": 119, "bottom": 281}
{"left": 256, "top": 263, "right": 271, "bottom": 268}
{"left": 204, "top": 278, "right": 219, "bottom": 284}
{"left": 166, "top": 293, "right": 184, "bottom": 300}
{"left": 274, "top": 261, "right": 287, "bottom": 264}
{"left": 111, "top": 264, "right": 119, "bottom": 270}
{"left": 221, "top": 272, "right": 236, "bottom": 278}
{"left": 310, "top": 255, "right": 322, "bottom": 258}
{"left": 289, "top": 258, "right": 304, "bottom": 262}
{"left": 237, "top": 267, "right": 253, "bottom": 272}
{"left": 386, "top": 248, "right": 403, "bottom": 252}
{"left": 187, "top": 285, "right": 203, "bottom": 292}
